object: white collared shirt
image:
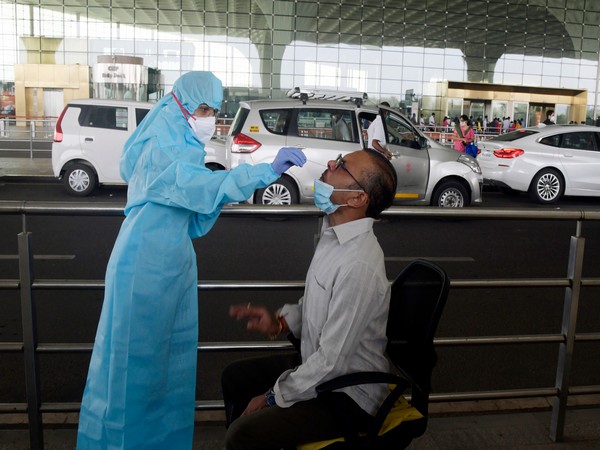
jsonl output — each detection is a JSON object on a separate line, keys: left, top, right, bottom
{"left": 274, "top": 217, "right": 391, "bottom": 415}
{"left": 367, "top": 115, "right": 386, "bottom": 149}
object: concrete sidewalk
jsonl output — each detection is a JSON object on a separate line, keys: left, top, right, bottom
{"left": 1, "top": 406, "right": 599, "bottom": 449}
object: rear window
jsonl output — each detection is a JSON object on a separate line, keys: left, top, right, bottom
{"left": 230, "top": 107, "right": 250, "bottom": 136}
{"left": 259, "top": 109, "right": 291, "bottom": 135}
{"left": 77, "top": 105, "right": 128, "bottom": 130}
{"left": 539, "top": 134, "right": 560, "bottom": 147}
{"left": 488, "top": 129, "right": 538, "bottom": 142}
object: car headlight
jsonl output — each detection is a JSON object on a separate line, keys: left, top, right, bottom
{"left": 458, "top": 154, "right": 482, "bottom": 174}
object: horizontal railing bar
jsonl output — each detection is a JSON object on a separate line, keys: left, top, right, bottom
{"left": 3, "top": 385, "right": 600, "bottom": 416}
{"left": 570, "top": 385, "right": 600, "bottom": 395}
{"left": 0, "top": 280, "right": 19, "bottom": 289}
{"left": 37, "top": 343, "right": 92, "bottom": 352}
{"left": 0, "top": 403, "right": 27, "bottom": 413}
{"left": 25, "top": 385, "right": 600, "bottom": 414}
{"left": 198, "top": 341, "right": 295, "bottom": 351}
{"left": 29, "top": 386, "right": 600, "bottom": 413}
{"left": 575, "top": 333, "right": 600, "bottom": 342}
{"left": 2, "top": 201, "right": 600, "bottom": 221}
{"left": 32, "top": 280, "right": 105, "bottom": 289}
{"left": 35, "top": 332, "right": 600, "bottom": 355}
{"left": 450, "top": 279, "right": 570, "bottom": 288}
{"left": 0, "top": 342, "right": 23, "bottom": 352}
{"left": 25, "top": 277, "right": 600, "bottom": 291}
{"left": 198, "top": 282, "right": 305, "bottom": 291}
{"left": 430, "top": 387, "right": 559, "bottom": 402}
{"left": 196, "top": 400, "right": 225, "bottom": 411}
{"left": 434, "top": 335, "right": 564, "bottom": 345}
{"left": 36, "top": 341, "right": 296, "bottom": 353}
{"left": 39, "top": 402, "right": 79, "bottom": 413}
{"left": 29, "top": 280, "right": 308, "bottom": 290}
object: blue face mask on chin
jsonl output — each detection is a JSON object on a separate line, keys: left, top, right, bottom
{"left": 313, "top": 179, "right": 364, "bottom": 215}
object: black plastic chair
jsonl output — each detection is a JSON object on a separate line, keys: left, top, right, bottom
{"left": 300, "top": 259, "right": 450, "bottom": 450}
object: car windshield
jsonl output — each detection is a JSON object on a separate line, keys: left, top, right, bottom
{"left": 488, "top": 129, "right": 538, "bottom": 141}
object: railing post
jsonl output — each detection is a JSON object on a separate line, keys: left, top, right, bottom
{"left": 18, "top": 231, "right": 44, "bottom": 450}
{"left": 550, "top": 232, "right": 585, "bottom": 442}
{"left": 29, "top": 120, "right": 35, "bottom": 157}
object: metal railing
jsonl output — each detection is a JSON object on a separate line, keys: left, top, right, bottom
{"left": 1, "top": 202, "right": 599, "bottom": 449}
{"left": 0, "top": 118, "right": 56, "bottom": 157}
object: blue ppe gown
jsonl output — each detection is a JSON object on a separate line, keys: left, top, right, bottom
{"left": 76, "top": 72, "right": 279, "bottom": 449}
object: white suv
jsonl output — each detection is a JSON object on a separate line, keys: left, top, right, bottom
{"left": 225, "top": 97, "right": 483, "bottom": 207}
{"left": 52, "top": 99, "right": 228, "bottom": 196}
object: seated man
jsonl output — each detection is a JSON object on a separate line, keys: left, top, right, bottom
{"left": 222, "top": 149, "right": 398, "bottom": 450}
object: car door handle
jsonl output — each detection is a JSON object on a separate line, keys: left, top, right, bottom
{"left": 84, "top": 137, "right": 94, "bottom": 142}
{"left": 562, "top": 153, "right": 573, "bottom": 158}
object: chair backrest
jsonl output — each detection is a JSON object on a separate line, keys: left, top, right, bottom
{"left": 385, "top": 259, "right": 450, "bottom": 417}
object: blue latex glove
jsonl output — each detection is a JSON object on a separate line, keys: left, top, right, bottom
{"left": 271, "top": 147, "right": 307, "bottom": 175}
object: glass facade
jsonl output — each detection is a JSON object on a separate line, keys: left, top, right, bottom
{"left": 2, "top": 0, "right": 600, "bottom": 119}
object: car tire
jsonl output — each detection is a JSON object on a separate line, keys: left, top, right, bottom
{"left": 63, "top": 163, "right": 97, "bottom": 196}
{"left": 528, "top": 168, "right": 564, "bottom": 204}
{"left": 432, "top": 180, "right": 469, "bottom": 207}
{"left": 255, "top": 176, "right": 299, "bottom": 205}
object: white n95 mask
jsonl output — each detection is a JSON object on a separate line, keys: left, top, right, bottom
{"left": 188, "top": 115, "right": 216, "bottom": 145}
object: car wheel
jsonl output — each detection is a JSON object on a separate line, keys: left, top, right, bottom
{"left": 63, "top": 163, "right": 97, "bottom": 196}
{"left": 529, "top": 169, "right": 564, "bottom": 204}
{"left": 255, "top": 176, "right": 299, "bottom": 205}
{"left": 432, "top": 180, "right": 469, "bottom": 207}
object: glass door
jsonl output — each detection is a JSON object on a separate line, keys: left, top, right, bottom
{"left": 514, "top": 102, "right": 528, "bottom": 127}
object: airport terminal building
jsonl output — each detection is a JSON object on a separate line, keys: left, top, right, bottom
{"left": 1, "top": 0, "right": 599, "bottom": 126}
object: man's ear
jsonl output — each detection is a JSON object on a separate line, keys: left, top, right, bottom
{"left": 348, "top": 191, "right": 369, "bottom": 208}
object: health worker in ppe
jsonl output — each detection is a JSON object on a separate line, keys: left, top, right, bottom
{"left": 76, "top": 71, "right": 306, "bottom": 450}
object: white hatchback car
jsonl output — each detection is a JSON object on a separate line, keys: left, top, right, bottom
{"left": 52, "top": 99, "right": 228, "bottom": 196}
{"left": 478, "top": 125, "right": 600, "bottom": 203}
{"left": 226, "top": 98, "right": 483, "bottom": 207}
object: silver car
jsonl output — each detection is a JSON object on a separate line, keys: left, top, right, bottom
{"left": 225, "top": 99, "right": 482, "bottom": 207}
{"left": 478, "top": 125, "right": 600, "bottom": 204}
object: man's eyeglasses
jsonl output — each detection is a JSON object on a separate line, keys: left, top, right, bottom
{"left": 334, "top": 154, "right": 368, "bottom": 193}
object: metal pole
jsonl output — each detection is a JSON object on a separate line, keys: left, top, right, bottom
{"left": 18, "top": 232, "right": 44, "bottom": 449}
{"left": 594, "top": 52, "right": 600, "bottom": 122}
{"left": 29, "top": 120, "right": 34, "bottom": 158}
{"left": 550, "top": 234, "right": 585, "bottom": 442}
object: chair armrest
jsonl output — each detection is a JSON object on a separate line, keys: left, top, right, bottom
{"left": 316, "top": 370, "right": 426, "bottom": 444}
{"left": 316, "top": 371, "right": 410, "bottom": 394}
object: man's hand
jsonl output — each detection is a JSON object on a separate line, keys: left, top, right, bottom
{"left": 229, "top": 304, "right": 279, "bottom": 335}
{"left": 241, "top": 394, "right": 269, "bottom": 416}
{"left": 372, "top": 139, "right": 393, "bottom": 160}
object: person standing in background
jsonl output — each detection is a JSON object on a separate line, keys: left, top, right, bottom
{"left": 453, "top": 114, "right": 475, "bottom": 153}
